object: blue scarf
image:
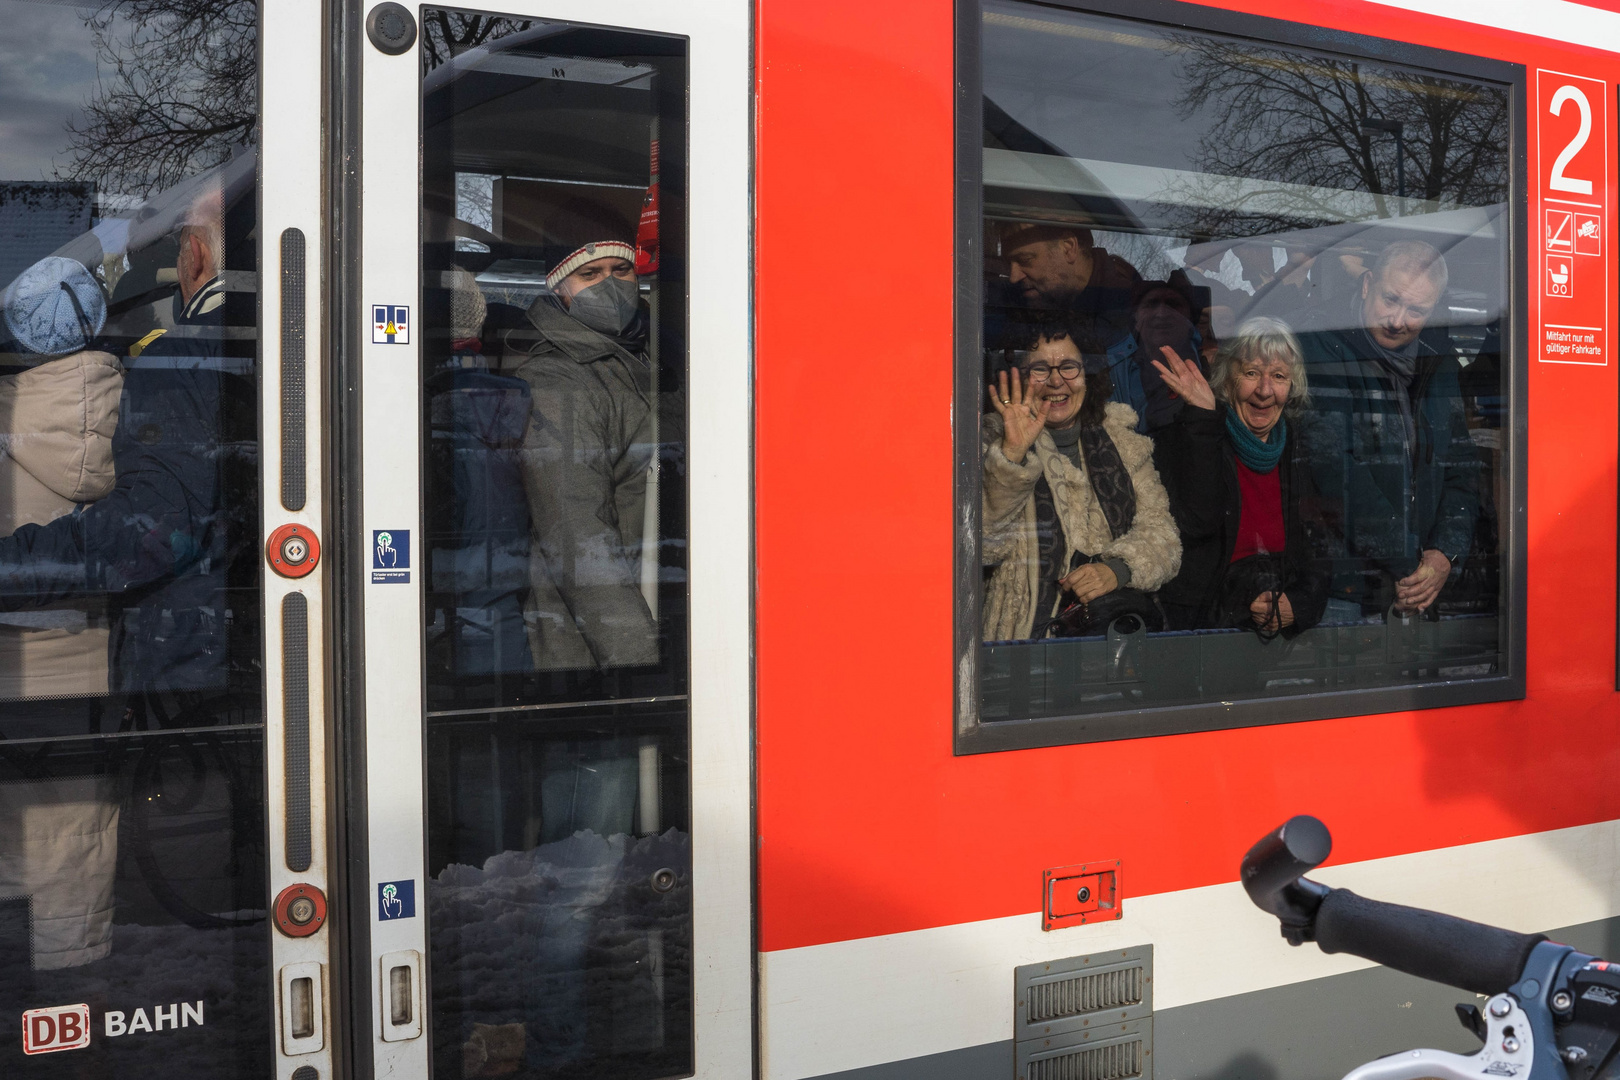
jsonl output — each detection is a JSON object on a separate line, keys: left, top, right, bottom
{"left": 1225, "top": 408, "right": 1286, "bottom": 473}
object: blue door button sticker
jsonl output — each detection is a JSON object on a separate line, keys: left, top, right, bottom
{"left": 378, "top": 880, "right": 415, "bottom": 920}
{"left": 371, "top": 529, "right": 409, "bottom": 584}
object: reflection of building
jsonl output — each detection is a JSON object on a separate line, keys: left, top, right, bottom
{"left": 0, "top": 182, "right": 96, "bottom": 290}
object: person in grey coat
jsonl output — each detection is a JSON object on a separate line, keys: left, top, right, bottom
{"left": 499, "top": 209, "right": 675, "bottom": 843}
{"left": 503, "top": 227, "right": 661, "bottom": 673}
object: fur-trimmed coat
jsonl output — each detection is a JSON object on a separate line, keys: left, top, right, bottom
{"left": 982, "top": 402, "right": 1182, "bottom": 641}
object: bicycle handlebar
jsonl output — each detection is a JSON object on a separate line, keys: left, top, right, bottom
{"left": 1314, "top": 889, "right": 1545, "bottom": 996}
{"left": 1241, "top": 816, "right": 1547, "bottom": 996}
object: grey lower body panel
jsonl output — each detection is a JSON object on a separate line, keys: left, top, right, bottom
{"left": 803, "top": 916, "right": 1620, "bottom": 1080}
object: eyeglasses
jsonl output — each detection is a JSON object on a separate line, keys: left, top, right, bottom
{"left": 1019, "top": 360, "right": 1084, "bottom": 383}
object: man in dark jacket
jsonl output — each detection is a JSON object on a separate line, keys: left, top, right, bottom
{"left": 1297, "top": 240, "right": 1480, "bottom": 616}
{"left": 0, "top": 194, "right": 245, "bottom": 694}
{"left": 998, "top": 223, "right": 1140, "bottom": 355}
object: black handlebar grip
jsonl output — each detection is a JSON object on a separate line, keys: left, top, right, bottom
{"left": 1314, "top": 889, "right": 1546, "bottom": 996}
{"left": 1241, "top": 815, "right": 1332, "bottom": 920}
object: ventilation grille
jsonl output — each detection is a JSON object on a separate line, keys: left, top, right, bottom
{"left": 1029, "top": 965, "right": 1142, "bottom": 1024}
{"left": 1016, "top": 946, "right": 1152, "bottom": 1042}
{"left": 1027, "top": 1036, "right": 1143, "bottom": 1080}
{"left": 1016, "top": 947, "right": 1152, "bottom": 1079}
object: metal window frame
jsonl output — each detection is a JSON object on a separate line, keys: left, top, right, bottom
{"left": 954, "top": 0, "right": 1530, "bottom": 754}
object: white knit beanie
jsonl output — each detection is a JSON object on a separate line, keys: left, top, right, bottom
{"left": 545, "top": 240, "right": 637, "bottom": 291}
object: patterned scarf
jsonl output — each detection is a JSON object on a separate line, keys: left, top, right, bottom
{"left": 1225, "top": 409, "right": 1286, "bottom": 474}
{"left": 1076, "top": 424, "right": 1136, "bottom": 540}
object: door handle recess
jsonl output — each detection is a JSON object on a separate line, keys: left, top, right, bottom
{"left": 279, "top": 961, "right": 326, "bottom": 1055}
{"left": 379, "top": 949, "right": 423, "bottom": 1041}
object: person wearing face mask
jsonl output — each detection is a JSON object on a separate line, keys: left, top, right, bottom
{"left": 502, "top": 204, "right": 661, "bottom": 672}
{"left": 1149, "top": 318, "right": 1330, "bottom": 636}
{"left": 981, "top": 319, "right": 1181, "bottom": 642}
{"left": 1295, "top": 239, "right": 1479, "bottom": 621}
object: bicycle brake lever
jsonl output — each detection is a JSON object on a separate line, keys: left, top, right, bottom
{"left": 1341, "top": 994, "right": 1538, "bottom": 1080}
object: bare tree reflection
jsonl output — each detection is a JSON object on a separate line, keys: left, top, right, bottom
{"left": 1167, "top": 35, "right": 1509, "bottom": 236}
{"left": 54, "top": 1, "right": 539, "bottom": 196}
{"left": 421, "top": 10, "right": 532, "bottom": 71}
{"left": 61, "top": 0, "right": 256, "bottom": 197}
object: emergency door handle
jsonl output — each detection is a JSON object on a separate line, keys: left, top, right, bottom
{"left": 279, "top": 961, "right": 326, "bottom": 1055}
{"left": 379, "top": 949, "right": 424, "bottom": 1041}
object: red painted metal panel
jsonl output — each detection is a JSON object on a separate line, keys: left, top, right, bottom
{"left": 755, "top": 0, "right": 1620, "bottom": 954}
{"left": 1045, "top": 861, "right": 1121, "bottom": 929}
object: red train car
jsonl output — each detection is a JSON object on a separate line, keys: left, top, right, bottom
{"left": 756, "top": 1, "right": 1620, "bottom": 1078}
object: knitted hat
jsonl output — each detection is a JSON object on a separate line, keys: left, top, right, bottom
{"left": 542, "top": 198, "right": 636, "bottom": 290}
{"left": 2, "top": 257, "right": 107, "bottom": 355}
{"left": 996, "top": 220, "right": 1094, "bottom": 257}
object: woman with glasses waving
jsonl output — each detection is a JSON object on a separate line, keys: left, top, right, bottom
{"left": 981, "top": 318, "right": 1181, "bottom": 642}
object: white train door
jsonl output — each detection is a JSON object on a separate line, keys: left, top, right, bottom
{"left": 350, "top": 2, "right": 750, "bottom": 1077}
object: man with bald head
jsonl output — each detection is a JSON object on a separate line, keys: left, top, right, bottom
{"left": 1299, "top": 239, "right": 1480, "bottom": 619}
{"left": 998, "top": 222, "right": 1154, "bottom": 421}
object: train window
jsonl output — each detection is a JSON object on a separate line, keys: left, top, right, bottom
{"left": 960, "top": 2, "right": 1524, "bottom": 749}
{"left": 0, "top": 0, "right": 266, "bottom": 1070}
{"left": 419, "top": 14, "right": 693, "bottom": 1080}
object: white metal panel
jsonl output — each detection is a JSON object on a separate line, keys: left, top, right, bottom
{"left": 259, "top": 0, "right": 332, "bottom": 1076}
{"left": 760, "top": 818, "right": 1620, "bottom": 1080}
{"left": 357, "top": 2, "right": 752, "bottom": 1076}
{"left": 1366, "top": 0, "right": 1620, "bottom": 43}
{"left": 358, "top": 7, "right": 430, "bottom": 1075}
{"left": 676, "top": 4, "right": 756, "bottom": 1076}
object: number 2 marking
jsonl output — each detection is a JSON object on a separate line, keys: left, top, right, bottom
{"left": 1549, "top": 84, "right": 1594, "bottom": 195}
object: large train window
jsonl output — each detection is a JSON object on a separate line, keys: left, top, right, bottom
{"left": 958, "top": 1, "right": 1525, "bottom": 750}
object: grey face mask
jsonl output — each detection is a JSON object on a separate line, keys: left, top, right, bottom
{"left": 567, "top": 275, "right": 640, "bottom": 336}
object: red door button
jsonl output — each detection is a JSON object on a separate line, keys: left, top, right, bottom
{"left": 274, "top": 882, "right": 328, "bottom": 937}
{"left": 267, "top": 523, "right": 320, "bottom": 578}
{"left": 1044, "top": 860, "right": 1120, "bottom": 930}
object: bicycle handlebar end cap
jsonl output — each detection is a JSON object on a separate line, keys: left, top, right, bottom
{"left": 1280, "top": 815, "right": 1331, "bottom": 864}
{"left": 1241, "top": 815, "right": 1332, "bottom": 916}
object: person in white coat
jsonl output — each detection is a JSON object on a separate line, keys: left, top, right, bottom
{"left": 982, "top": 319, "right": 1181, "bottom": 641}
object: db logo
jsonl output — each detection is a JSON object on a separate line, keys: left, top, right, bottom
{"left": 22, "top": 1004, "right": 91, "bottom": 1055}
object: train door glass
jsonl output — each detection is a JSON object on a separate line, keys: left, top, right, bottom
{"left": 0, "top": 0, "right": 266, "bottom": 1073}
{"left": 420, "top": 17, "right": 691, "bottom": 1079}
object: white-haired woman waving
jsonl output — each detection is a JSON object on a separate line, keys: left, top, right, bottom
{"left": 1150, "top": 316, "right": 1330, "bottom": 637}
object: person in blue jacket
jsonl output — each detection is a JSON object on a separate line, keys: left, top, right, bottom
{"left": 0, "top": 193, "right": 247, "bottom": 695}
{"left": 1295, "top": 239, "right": 1481, "bottom": 619}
